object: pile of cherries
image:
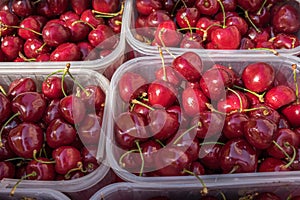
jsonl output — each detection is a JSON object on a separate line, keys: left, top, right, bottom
{"left": 0, "top": 0, "right": 123, "bottom": 62}
{"left": 0, "top": 65, "right": 106, "bottom": 194}
{"left": 114, "top": 51, "right": 300, "bottom": 178}
{"left": 134, "top": 0, "right": 300, "bottom": 50}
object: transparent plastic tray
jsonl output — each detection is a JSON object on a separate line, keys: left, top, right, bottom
{"left": 0, "top": 188, "right": 70, "bottom": 200}
{"left": 124, "top": 0, "right": 300, "bottom": 56}
{"left": 0, "top": 68, "right": 110, "bottom": 193}
{"left": 105, "top": 53, "right": 300, "bottom": 184}
{"left": 90, "top": 182, "right": 300, "bottom": 200}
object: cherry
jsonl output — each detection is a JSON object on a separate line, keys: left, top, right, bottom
{"left": 35, "top": 0, "right": 55, "bottom": 18}
{"left": 155, "top": 66, "right": 181, "bottom": 86}
{"left": 145, "top": 10, "right": 172, "bottom": 39}
{"left": 80, "top": 85, "right": 106, "bottom": 112}
{"left": 8, "top": 77, "right": 35, "bottom": 98}
{"left": 77, "top": 41, "right": 94, "bottom": 60}
{"left": 237, "top": 0, "right": 263, "bottom": 13}
{"left": 1, "top": 35, "right": 24, "bottom": 61}
{"left": 43, "top": 99, "right": 62, "bottom": 125}
{"left": 282, "top": 103, "right": 300, "bottom": 128}
{"left": 136, "top": 0, "right": 162, "bottom": 16}
{"left": 0, "top": 92, "right": 11, "bottom": 123}
{"left": 12, "top": 92, "right": 47, "bottom": 122}
{"left": 88, "top": 24, "right": 118, "bottom": 49}
{"left": 239, "top": 37, "right": 256, "bottom": 49}
{"left": 220, "top": 0, "right": 236, "bottom": 11}
{"left": 0, "top": 161, "right": 15, "bottom": 179}
{"left": 81, "top": 145, "right": 99, "bottom": 173}
{"left": 18, "top": 16, "right": 42, "bottom": 40}
{"left": 80, "top": 9, "right": 105, "bottom": 28}
{"left": 225, "top": 16, "right": 248, "bottom": 36}
{"left": 66, "top": 18, "right": 91, "bottom": 42}
{"left": 272, "top": 4, "right": 300, "bottom": 34}
{"left": 114, "top": 112, "right": 148, "bottom": 149}
{"left": 92, "top": 0, "right": 119, "bottom": 13}
{"left": 23, "top": 38, "right": 51, "bottom": 59}
{"left": 273, "top": 33, "right": 300, "bottom": 49}
{"left": 264, "top": 85, "right": 296, "bottom": 110}
{"left": 26, "top": 157, "right": 55, "bottom": 180}
{"left": 248, "top": 6, "right": 271, "bottom": 28}
{"left": 46, "top": 118, "right": 77, "bottom": 149}
{"left": 196, "top": 0, "right": 220, "bottom": 16}
{"left": 52, "top": 145, "right": 82, "bottom": 175}
{"left": 175, "top": 7, "right": 200, "bottom": 29}
{"left": 0, "top": 10, "right": 19, "bottom": 37}
{"left": 0, "top": 137, "right": 16, "bottom": 161}
{"left": 108, "top": 14, "right": 122, "bottom": 33}
{"left": 42, "top": 76, "right": 67, "bottom": 100}
{"left": 50, "top": 42, "right": 82, "bottom": 61}
{"left": 148, "top": 80, "right": 177, "bottom": 108}
{"left": 59, "top": 95, "right": 87, "bottom": 125}
{"left": 148, "top": 109, "right": 180, "bottom": 141}
{"left": 248, "top": 104, "right": 280, "bottom": 125}
{"left": 196, "top": 17, "right": 221, "bottom": 42}
{"left": 223, "top": 112, "right": 248, "bottom": 139}
{"left": 71, "top": 0, "right": 91, "bottom": 15}
{"left": 244, "top": 117, "right": 277, "bottom": 150}
{"left": 220, "top": 138, "right": 258, "bottom": 173}
{"left": 258, "top": 157, "right": 290, "bottom": 172}
{"left": 47, "top": 0, "right": 69, "bottom": 16}
{"left": 188, "top": 161, "right": 205, "bottom": 175}
{"left": 36, "top": 53, "right": 50, "bottom": 61}
{"left": 182, "top": 86, "right": 209, "bottom": 117}
{"left": 154, "top": 20, "right": 182, "bottom": 47}
{"left": 217, "top": 89, "right": 249, "bottom": 113}
{"left": 140, "top": 139, "right": 161, "bottom": 170}
{"left": 180, "top": 32, "right": 203, "bottom": 49}
{"left": 77, "top": 113, "right": 102, "bottom": 146}
{"left": 241, "top": 62, "right": 275, "bottom": 93}
{"left": 172, "top": 51, "right": 203, "bottom": 82}
{"left": 199, "top": 143, "right": 223, "bottom": 170}
{"left": 210, "top": 25, "right": 241, "bottom": 49}
{"left": 42, "top": 21, "right": 71, "bottom": 47}
{"left": 8, "top": 122, "right": 43, "bottom": 158}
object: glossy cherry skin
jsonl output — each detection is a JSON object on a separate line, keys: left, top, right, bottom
{"left": 12, "top": 92, "right": 47, "bottom": 122}
{"left": 136, "top": 0, "right": 162, "bottom": 15}
{"left": 88, "top": 24, "right": 117, "bottom": 49}
{"left": 80, "top": 85, "right": 105, "bottom": 112}
{"left": 52, "top": 145, "right": 82, "bottom": 175}
{"left": 196, "top": 0, "right": 220, "bottom": 16}
{"left": 0, "top": 93, "right": 11, "bottom": 123}
{"left": 140, "top": 139, "right": 162, "bottom": 170}
{"left": 0, "top": 137, "right": 16, "bottom": 161}
{"left": 23, "top": 38, "right": 51, "bottom": 59}
{"left": 188, "top": 161, "right": 205, "bottom": 175}
{"left": 196, "top": 17, "right": 221, "bottom": 42}
{"left": 18, "top": 16, "right": 42, "bottom": 40}
{"left": 77, "top": 41, "right": 93, "bottom": 60}
{"left": 8, "top": 122, "right": 43, "bottom": 158}
{"left": 199, "top": 143, "right": 223, "bottom": 170}
{"left": 43, "top": 99, "right": 62, "bottom": 125}
{"left": 180, "top": 32, "right": 203, "bottom": 49}
{"left": 78, "top": 113, "right": 102, "bottom": 146}
{"left": 211, "top": 26, "right": 241, "bottom": 49}
{"left": 154, "top": 146, "right": 190, "bottom": 176}
{"left": 1, "top": 35, "right": 24, "bottom": 61}
{"left": 272, "top": 4, "right": 300, "bottom": 34}
{"left": 267, "top": 128, "right": 300, "bottom": 159}
{"left": 241, "top": 62, "right": 275, "bottom": 93}
{"left": 258, "top": 157, "right": 290, "bottom": 172}
{"left": 237, "top": 0, "right": 263, "bottom": 12}
{"left": 92, "top": 0, "right": 119, "bottom": 13}
{"left": 154, "top": 20, "right": 182, "bottom": 47}
{"left": 71, "top": 0, "right": 91, "bottom": 15}
{"left": 80, "top": 9, "right": 105, "bottom": 28}
{"left": 155, "top": 66, "right": 181, "bottom": 86}
{"left": 46, "top": 118, "right": 76, "bottom": 149}
{"left": 66, "top": 18, "right": 91, "bottom": 42}
{"left": 0, "top": 161, "right": 15, "bottom": 180}
{"left": 226, "top": 16, "right": 248, "bottom": 36}
{"left": 282, "top": 103, "right": 300, "bottom": 128}
{"left": 42, "top": 21, "right": 71, "bottom": 47}
{"left": 114, "top": 112, "right": 149, "bottom": 149}
{"left": 182, "top": 87, "right": 209, "bottom": 117}
{"left": 220, "top": 138, "right": 258, "bottom": 173}
{"left": 50, "top": 42, "right": 82, "bottom": 61}
{"left": 81, "top": 145, "right": 99, "bottom": 174}
{"left": 148, "top": 80, "right": 177, "bottom": 108}
{"left": 265, "top": 85, "right": 296, "bottom": 110}
{"left": 108, "top": 14, "right": 122, "bottom": 34}
{"left": 149, "top": 109, "right": 180, "bottom": 141}
{"left": 244, "top": 117, "right": 277, "bottom": 150}
{"left": 59, "top": 95, "right": 87, "bottom": 125}
{"left": 42, "top": 76, "right": 67, "bottom": 100}
{"left": 145, "top": 10, "right": 171, "bottom": 39}
{"left": 47, "top": 0, "right": 69, "bottom": 15}
{"left": 248, "top": 103, "right": 280, "bottom": 125}
{"left": 217, "top": 90, "right": 249, "bottom": 113}
{"left": 223, "top": 112, "right": 248, "bottom": 139}
{"left": 172, "top": 51, "right": 203, "bottom": 82}
{"left": 7, "top": 78, "right": 36, "bottom": 100}
{"left": 26, "top": 158, "right": 55, "bottom": 180}
{"left": 176, "top": 7, "right": 200, "bottom": 29}
{"left": 0, "top": 10, "right": 19, "bottom": 37}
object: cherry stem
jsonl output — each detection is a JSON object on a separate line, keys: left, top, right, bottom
{"left": 64, "top": 161, "right": 86, "bottom": 179}
{"left": 131, "top": 99, "right": 155, "bottom": 111}
{"left": 158, "top": 46, "right": 167, "bottom": 81}
{"left": 18, "top": 51, "right": 36, "bottom": 62}
{"left": 173, "top": 122, "right": 201, "bottom": 145}
{"left": 0, "top": 85, "right": 6, "bottom": 96}
{"left": 217, "top": 0, "right": 226, "bottom": 28}
{"left": 8, "top": 25, "right": 42, "bottom": 36}
{"left": 65, "top": 64, "right": 90, "bottom": 97}
{"left": 241, "top": 106, "right": 268, "bottom": 113}
{"left": 233, "top": 85, "right": 265, "bottom": 102}
{"left": 32, "top": 149, "right": 55, "bottom": 164}
{"left": 118, "top": 149, "right": 139, "bottom": 167}
{"left": 71, "top": 20, "right": 96, "bottom": 30}
{"left": 227, "top": 87, "right": 243, "bottom": 112}
{"left": 32, "top": 0, "right": 41, "bottom": 5}
{"left": 182, "top": 169, "right": 208, "bottom": 195}
{"left": 155, "top": 139, "right": 165, "bottom": 147}
{"left": 92, "top": 1, "right": 124, "bottom": 17}
{"left": 183, "top": 15, "right": 193, "bottom": 35}
{"left": 4, "top": 157, "right": 31, "bottom": 162}
{"left": 10, "top": 171, "right": 37, "bottom": 196}
{"left": 284, "top": 143, "right": 296, "bottom": 168}
{"left": 219, "top": 192, "right": 227, "bottom": 200}
{"left": 292, "top": 64, "right": 299, "bottom": 103}
{"left": 228, "top": 165, "right": 239, "bottom": 174}
{"left": 199, "top": 141, "right": 225, "bottom": 146}
{"left": 171, "top": 0, "right": 182, "bottom": 17}
{"left": 135, "top": 140, "right": 144, "bottom": 177}
{"left": 180, "top": 0, "right": 188, "bottom": 8}
{"left": 272, "top": 140, "right": 291, "bottom": 161}
{"left": 158, "top": 28, "right": 176, "bottom": 59}
{"left": 250, "top": 48, "right": 279, "bottom": 56}
{"left": 205, "top": 103, "right": 227, "bottom": 115}
{"left": 35, "top": 42, "right": 47, "bottom": 54}
{"left": 257, "top": 0, "right": 267, "bottom": 15}
{"left": 243, "top": 9, "right": 261, "bottom": 33}
{"left": 0, "top": 112, "right": 20, "bottom": 148}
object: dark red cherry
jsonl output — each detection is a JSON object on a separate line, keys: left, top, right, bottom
{"left": 220, "top": 138, "right": 258, "bottom": 173}
{"left": 78, "top": 113, "right": 102, "bottom": 146}
{"left": 8, "top": 122, "right": 43, "bottom": 158}
{"left": 71, "top": 0, "right": 91, "bottom": 15}
{"left": 88, "top": 24, "right": 118, "bottom": 49}
{"left": 225, "top": 16, "right": 248, "bottom": 36}
{"left": 273, "top": 33, "right": 300, "bottom": 49}
{"left": 0, "top": 161, "right": 15, "bottom": 179}
{"left": 282, "top": 103, "right": 300, "bottom": 128}
{"left": 7, "top": 77, "right": 37, "bottom": 100}
{"left": 50, "top": 42, "right": 82, "bottom": 61}
{"left": 18, "top": 16, "right": 42, "bottom": 40}
{"left": 219, "top": 0, "right": 236, "bottom": 11}
{"left": 0, "top": 10, "right": 19, "bottom": 37}
{"left": 140, "top": 140, "right": 162, "bottom": 170}
{"left": 154, "top": 20, "right": 182, "bottom": 47}
{"left": 81, "top": 145, "right": 99, "bottom": 173}
{"left": 26, "top": 158, "right": 55, "bottom": 180}
{"left": 0, "top": 136, "right": 16, "bottom": 161}
{"left": 92, "top": 0, "right": 119, "bottom": 13}
{"left": 176, "top": 7, "right": 200, "bottom": 29}
{"left": 80, "top": 85, "right": 105, "bottom": 112}
{"left": 155, "top": 66, "right": 181, "bottom": 86}
{"left": 199, "top": 143, "right": 223, "bottom": 170}
{"left": 188, "top": 161, "right": 205, "bottom": 175}
{"left": 148, "top": 80, "right": 177, "bottom": 108}
{"left": 145, "top": 10, "right": 171, "bottom": 39}
{"left": 77, "top": 41, "right": 94, "bottom": 60}
{"left": 196, "top": 17, "right": 221, "bottom": 42}
{"left": 243, "top": 117, "right": 277, "bottom": 150}
{"left": 196, "top": 0, "right": 220, "bottom": 16}
{"left": 43, "top": 99, "right": 62, "bottom": 125}
{"left": 23, "top": 38, "right": 51, "bottom": 59}
{"left": 258, "top": 157, "right": 290, "bottom": 172}
{"left": 136, "top": 0, "right": 162, "bottom": 16}
{"left": 248, "top": 6, "right": 271, "bottom": 28}
{"left": 47, "top": 0, "right": 69, "bottom": 16}
{"left": 223, "top": 112, "right": 249, "bottom": 139}
{"left": 66, "top": 19, "right": 91, "bottom": 43}
{"left": 59, "top": 95, "right": 87, "bottom": 125}
{"left": 248, "top": 103, "right": 281, "bottom": 125}
{"left": 217, "top": 90, "right": 249, "bottom": 113}
{"left": 1, "top": 35, "right": 24, "bottom": 61}
{"left": 52, "top": 145, "right": 82, "bottom": 175}
{"left": 80, "top": 9, "right": 105, "bottom": 28}
{"left": 46, "top": 118, "right": 76, "bottom": 149}
{"left": 180, "top": 32, "right": 203, "bottom": 49}
{"left": 42, "top": 76, "right": 67, "bottom": 100}
{"left": 254, "top": 192, "right": 281, "bottom": 200}
{"left": 265, "top": 85, "right": 296, "bottom": 110}
{"left": 237, "top": 0, "right": 263, "bottom": 12}
{"left": 0, "top": 93, "right": 11, "bottom": 123}
{"left": 42, "top": 21, "right": 71, "bottom": 47}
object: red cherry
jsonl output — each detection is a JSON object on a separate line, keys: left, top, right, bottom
{"left": 175, "top": 7, "right": 200, "bottom": 29}
{"left": 223, "top": 112, "right": 249, "bottom": 139}
{"left": 0, "top": 10, "right": 19, "bottom": 37}
{"left": 210, "top": 25, "right": 241, "bottom": 49}
{"left": 42, "top": 76, "right": 67, "bottom": 100}
{"left": 258, "top": 157, "right": 290, "bottom": 172}
{"left": 0, "top": 161, "right": 15, "bottom": 179}
{"left": 154, "top": 20, "right": 182, "bottom": 47}
{"left": 88, "top": 24, "right": 118, "bottom": 49}
{"left": 282, "top": 103, "right": 300, "bottom": 128}
{"left": 199, "top": 143, "right": 223, "bottom": 170}
{"left": 78, "top": 113, "right": 102, "bottom": 146}
{"left": 71, "top": 0, "right": 91, "bottom": 15}
{"left": 80, "top": 9, "right": 105, "bottom": 28}
{"left": 0, "top": 93, "right": 11, "bottom": 123}
{"left": 136, "top": 0, "right": 162, "bottom": 16}
{"left": 196, "top": 0, "right": 220, "bottom": 16}
{"left": 217, "top": 89, "right": 249, "bottom": 113}
{"left": 264, "top": 85, "right": 296, "bottom": 110}
{"left": 42, "top": 21, "right": 71, "bottom": 47}
{"left": 148, "top": 80, "right": 177, "bottom": 108}
{"left": 43, "top": 99, "right": 62, "bottom": 125}
{"left": 92, "top": 0, "right": 119, "bottom": 13}
{"left": 50, "top": 42, "right": 82, "bottom": 61}
{"left": 26, "top": 158, "right": 55, "bottom": 180}
{"left": 7, "top": 77, "right": 37, "bottom": 100}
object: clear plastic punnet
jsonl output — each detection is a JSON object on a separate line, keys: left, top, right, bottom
{"left": 104, "top": 52, "right": 300, "bottom": 185}
{"left": 124, "top": 0, "right": 300, "bottom": 56}
{"left": 0, "top": 68, "right": 110, "bottom": 193}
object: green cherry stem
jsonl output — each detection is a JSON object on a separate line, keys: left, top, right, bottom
{"left": 219, "top": 192, "right": 227, "bottom": 200}
{"left": 250, "top": 47, "right": 280, "bottom": 56}
{"left": 217, "top": 0, "right": 226, "bottom": 28}
{"left": 205, "top": 103, "right": 227, "bottom": 115}
{"left": 227, "top": 87, "right": 243, "bottom": 112}
{"left": 173, "top": 122, "right": 201, "bottom": 145}
{"left": 119, "top": 149, "right": 139, "bottom": 167}
{"left": 0, "top": 112, "right": 21, "bottom": 148}
{"left": 292, "top": 64, "right": 299, "bottom": 103}
{"left": 228, "top": 165, "right": 239, "bottom": 174}
{"left": 158, "top": 46, "right": 167, "bottom": 81}
{"left": 243, "top": 9, "right": 261, "bottom": 33}
{"left": 135, "top": 140, "right": 145, "bottom": 177}
{"left": 8, "top": 25, "right": 42, "bottom": 36}
{"left": 233, "top": 85, "right": 265, "bottom": 102}
{"left": 10, "top": 171, "right": 37, "bottom": 196}
{"left": 64, "top": 161, "right": 86, "bottom": 179}
{"left": 71, "top": 20, "right": 96, "bottom": 30}
{"left": 0, "top": 85, "right": 6, "bottom": 95}
{"left": 182, "top": 169, "right": 208, "bottom": 195}
{"left": 155, "top": 139, "right": 166, "bottom": 147}
{"left": 199, "top": 141, "right": 225, "bottom": 146}
{"left": 131, "top": 99, "right": 155, "bottom": 111}
{"left": 158, "top": 28, "right": 176, "bottom": 59}
{"left": 272, "top": 140, "right": 291, "bottom": 161}
{"left": 32, "top": 149, "right": 55, "bottom": 164}
{"left": 92, "top": 1, "right": 124, "bottom": 17}
{"left": 257, "top": 0, "right": 267, "bottom": 15}
{"left": 284, "top": 143, "right": 296, "bottom": 169}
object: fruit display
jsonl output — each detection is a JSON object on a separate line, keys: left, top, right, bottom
{"left": 90, "top": 182, "right": 300, "bottom": 200}
{"left": 106, "top": 52, "right": 300, "bottom": 183}
{"left": 0, "top": 66, "right": 110, "bottom": 195}
{"left": 124, "top": 0, "right": 300, "bottom": 55}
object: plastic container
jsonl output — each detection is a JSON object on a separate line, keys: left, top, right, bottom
{"left": 124, "top": 0, "right": 300, "bottom": 56}
{"left": 0, "top": 188, "right": 70, "bottom": 200}
{"left": 105, "top": 53, "right": 300, "bottom": 184}
{"left": 0, "top": 1, "right": 126, "bottom": 77}
{"left": 0, "top": 68, "right": 110, "bottom": 193}
{"left": 90, "top": 182, "right": 300, "bottom": 200}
